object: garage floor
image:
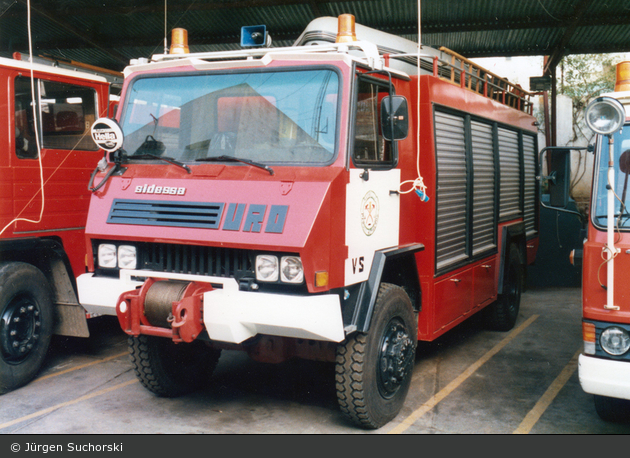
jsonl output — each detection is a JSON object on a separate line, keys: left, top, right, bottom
{"left": 1, "top": 287, "right": 629, "bottom": 435}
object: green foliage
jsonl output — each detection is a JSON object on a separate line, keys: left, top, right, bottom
{"left": 554, "top": 53, "right": 624, "bottom": 144}
{"left": 559, "top": 54, "right": 619, "bottom": 112}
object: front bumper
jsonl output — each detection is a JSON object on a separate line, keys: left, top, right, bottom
{"left": 579, "top": 353, "right": 630, "bottom": 400}
{"left": 78, "top": 269, "right": 345, "bottom": 344}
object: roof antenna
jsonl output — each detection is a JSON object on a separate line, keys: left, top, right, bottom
{"left": 164, "top": 0, "right": 168, "bottom": 54}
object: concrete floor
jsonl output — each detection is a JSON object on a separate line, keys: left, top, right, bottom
{"left": 1, "top": 286, "right": 630, "bottom": 435}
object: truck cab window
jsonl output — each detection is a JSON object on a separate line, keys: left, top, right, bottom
{"left": 352, "top": 76, "right": 394, "bottom": 168}
{"left": 14, "top": 76, "right": 98, "bottom": 158}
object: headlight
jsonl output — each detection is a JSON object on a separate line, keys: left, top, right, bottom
{"left": 600, "top": 326, "right": 630, "bottom": 356}
{"left": 256, "top": 255, "right": 279, "bottom": 282}
{"left": 118, "top": 245, "right": 137, "bottom": 269}
{"left": 584, "top": 97, "right": 625, "bottom": 135}
{"left": 281, "top": 256, "right": 304, "bottom": 283}
{"left": 98, "top": 244, "right": 118, "bottom": 268}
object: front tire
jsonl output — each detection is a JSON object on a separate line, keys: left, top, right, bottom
{"left": 335, "top": 283, "right": 417, "bottom": 429}
{"left": 594, "top": 395, "right": 630, "bottom": 423}
{"left": 129, "top": 335, "right": 221, "bottom": 397}
{"left": 0, "top": 262, "right": 54, "bottom": 394}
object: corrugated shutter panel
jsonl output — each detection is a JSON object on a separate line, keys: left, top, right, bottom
{"left": 471, "top": 121, "right": 496, "bottom": 255}
{"left": 435, "top": 111, "right": 468, "bottom": 270}
{"left": 522, "top": 134, "right": 537, "bottom": 237}
{"left": 498, "top": 127, "right": 521, "bottom": 221}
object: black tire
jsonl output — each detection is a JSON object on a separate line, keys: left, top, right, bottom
{"left": 594, "top": 395, "right": 630, "bottom": 423}
{"left": 0, "top": 262, "right": 54, "bottom": 394}
{"left": 485, "top": 244, "right": 522, "bottom": 331}
{"left": 335, "top": 283, "right": 417, "bottom": 429}
{"left": 129, "top": 335, "right": 221, "bottom": 397}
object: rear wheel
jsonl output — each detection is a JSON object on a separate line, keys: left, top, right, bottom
{"left": 0, "top": 262, "right": 54, "bottom": 394}
{"left": 129, "top": 335, "right": 221, "bottom": 397}
{"left": 335, "top": 283, "right": 417, "bottom": 429}
{"left": 485, "top": 244, "right": 522, "bottom": 331}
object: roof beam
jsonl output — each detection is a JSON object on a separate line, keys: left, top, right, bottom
{"left": 543, "top": 0, "right": 593, "bottom": 75}
{"left": 17, "top": 0, "right": 129, "bottom": 66}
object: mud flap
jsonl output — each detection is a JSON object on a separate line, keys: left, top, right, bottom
{"left": 54, "top": 303, "right": 90, "bottom": 338}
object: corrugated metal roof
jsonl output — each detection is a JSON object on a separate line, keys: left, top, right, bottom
{"left": 1, "top": 0, "right": 629, "bottom": 73}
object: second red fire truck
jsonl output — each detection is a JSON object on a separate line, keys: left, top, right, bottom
{"left": 79, "top": 15, "right": 540, "bottom": 429}
{"left": 0, "top": 53, "right": 119, "bottom": 394}
{"left": 545, "top": 61, "right": 630, "bottom": 423}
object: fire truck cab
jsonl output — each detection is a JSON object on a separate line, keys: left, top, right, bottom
{"left": 0, "top": 54, "right": 118, "bottom": 394}
{"left": 78, "top": 15, "right": 539, "bottom": 429}
{"left": 546, "top": 62, "right": 630, "bottom": 423}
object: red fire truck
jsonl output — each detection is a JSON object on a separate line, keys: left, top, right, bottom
{"left": 545, "top": 62, "right": 630, "bottom": 422}
{"left": 79, "top": 15, "right": 539, "bottom": 429}
{"left": 0, "top": 54, "right": 119, "bottom": 394}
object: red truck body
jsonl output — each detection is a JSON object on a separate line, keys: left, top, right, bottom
{"left": 79, "top": 16, "right": 539, "bottom": 428}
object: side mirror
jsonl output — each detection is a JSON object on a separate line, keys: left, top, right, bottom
{"left": 381, "top": 95, "right": 409, "bottom": 141}
{"left": 546, "top": 148, "right": 571, "bottom": 208}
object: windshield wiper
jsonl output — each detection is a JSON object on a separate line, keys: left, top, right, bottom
{"left": 195, "top": 155, "right": 274, "bottom": 175}
{"left": 127, "top": 153, "right": 191, "bottom": 174}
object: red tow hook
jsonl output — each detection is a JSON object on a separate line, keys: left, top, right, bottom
{"left": 171, "top": 282, "right": 213, "bottom": 342}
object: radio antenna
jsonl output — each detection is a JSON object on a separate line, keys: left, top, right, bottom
{"left": 164, "top": 0, "right": 168, "bottom": 53}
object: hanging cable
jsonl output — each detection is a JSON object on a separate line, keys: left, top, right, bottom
{"left": 164, "top": 0, "right": 168, "bottom": 54}
{"left": 398, "top": 0, "right": 428, "bottom": 202}
{"left": 0, "top": 0, "right": 45, "bottom": 236}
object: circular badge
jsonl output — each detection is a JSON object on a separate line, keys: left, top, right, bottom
{"left": 360, "top": 191, "right": 379, "bottom": 236}
{"left": 91, "top": 117, "right": 124, "bottom": 152}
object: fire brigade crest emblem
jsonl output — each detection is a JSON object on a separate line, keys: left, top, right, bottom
{"left": 360, "top": 191, "right": 379, "bottom": 236}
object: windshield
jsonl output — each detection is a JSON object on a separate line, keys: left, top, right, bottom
{"left": 593, "top": 124, "right": 630, "bottom": 228}
{"left": 119, "top": 68, "right": 340, "bottom": 165}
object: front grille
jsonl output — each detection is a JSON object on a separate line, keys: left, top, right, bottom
{"left": 107, "top": 199, "right": 224, "bottom": 229}
{"left": 105, "top": 241, "right": 254, "bottom": 279}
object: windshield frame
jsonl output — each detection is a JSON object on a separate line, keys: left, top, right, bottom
{"left": 117, "top": 65, "right": 343, "bottom": 168}
{"left": 591, "top": 121, "right": 630, "bottom": 231}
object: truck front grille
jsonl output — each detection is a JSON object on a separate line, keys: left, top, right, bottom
{"left": 139, "top": 242, "right": 253, "bottom": 278}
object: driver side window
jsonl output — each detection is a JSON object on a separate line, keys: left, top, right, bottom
{"left": 352, "top": 76, "right": 394, "bottom": 168}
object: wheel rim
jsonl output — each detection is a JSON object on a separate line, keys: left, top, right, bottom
{"left": 505, "top": 263, "right": 521, "bottom": 315}
{"left": 0, "top": 294, "right": 42, "bottom": 364}
{"left": 377, "top": 317, "right": 414, "bottom": 399}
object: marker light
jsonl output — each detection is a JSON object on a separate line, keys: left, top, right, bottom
{"left": 583, "top": 321, "right": 596, "bottom": 355}
{"left": 585, "top": 96, "right": 625, "bottom": 135}
{"left": 336, "top": 14, "right": 357, "bottom": 43}
{"left": 169, "top": 28, "right": 190, "bottom": 54}
{"left": 615, "top": 61, "right": 630, "bottom": 92}
{"left": 315, "top": 271, "right": 329, "bottom": 288}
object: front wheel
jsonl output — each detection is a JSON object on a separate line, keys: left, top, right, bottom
{"left": 594, "top": 395, "right": 630, "bottom": 423}
{"left": 129, "top": 335, "right": 221, "bottom": 397}
{"left": 0, "top": 262, "right": 54, "bottom": 394}
{"left": 335, "top": 283, "right": 417, "bottom": 429}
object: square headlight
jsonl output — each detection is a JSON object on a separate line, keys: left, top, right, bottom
{"left": 118, "top": 245, "right": 137, "bottom": 270}
{"left": 98, "top": 243, "right": 118, "bottom": 269}
{"left": 256, "top": 255, "right": 279, "bottom": 282}
{"left": 281, "top": 256, "right": 304, "bottom": 283}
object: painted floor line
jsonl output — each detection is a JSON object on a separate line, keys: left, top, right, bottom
{"left": 34, "top": 351, "right": 129, "bottom": 383}
{"left": 0, "top": 379, "right": 138, "bottom": 431}
{"left": 513, "top": 348, "right": 581, "bottom": 434}
{"left": 388, "top": 314, "right": 539, "bottom": 434}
